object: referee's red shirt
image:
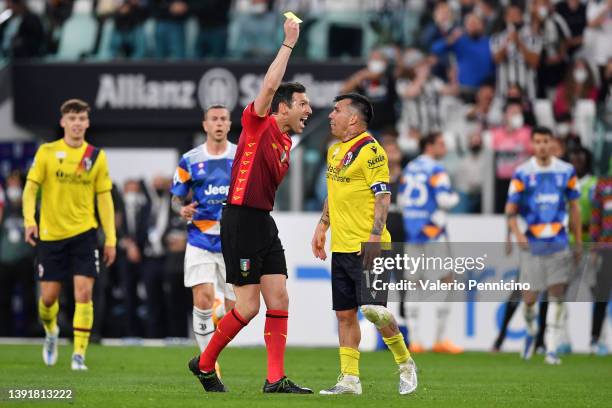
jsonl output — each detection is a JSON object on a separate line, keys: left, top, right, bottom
{"left": 227, "top": 102, "right": 292, "bottom": 211}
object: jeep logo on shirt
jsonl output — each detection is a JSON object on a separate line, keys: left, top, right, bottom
{"left": 204, "top": 184, "right": 229, "bottom": 196}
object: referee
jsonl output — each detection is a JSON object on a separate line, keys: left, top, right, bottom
{"left": 22, "top": 99, "right": 116, "bottom": 370}
{"left": 188, "top": 17, "right": 313, "bottom": 394}
{"left": 311, "top": 93, "right": 417, "bottom": 395}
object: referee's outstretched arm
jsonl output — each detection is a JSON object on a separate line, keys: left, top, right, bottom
{"left": 253, "top": 18, "right": 300, "bottom": 117}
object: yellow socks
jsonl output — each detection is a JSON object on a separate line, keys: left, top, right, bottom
{"left": 339, "top": 347, "right": 360, "bottom": 377}
{"left": 73, "top": 301, "right": 94, "bottom": 356}
{"left": 38, "top": 298, "right": 59, "bottom": 334}
{"left": 384, "top": 333, "right": 411, "bottom": 365}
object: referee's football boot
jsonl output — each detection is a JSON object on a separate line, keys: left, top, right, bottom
{"left": 263, "top": 376, "right": 313, "bottom": 394}
{"left": 188, "top": 355, "right": 227, "bottom": 392}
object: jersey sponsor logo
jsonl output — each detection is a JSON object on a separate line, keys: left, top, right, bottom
{"left": 55, "top": 170, "right": 93, "bottom": 186}
{"left": 534, "top": 193, "right": 560, "bottom": 204}
{"left": 367, "top": 154, "right": 386, "bottom": 169}
{"left": 326, "top": 164, "right": 351, "bottom": 183}
{"left": 204, "top": 184, "right": 229, "bottom": 196}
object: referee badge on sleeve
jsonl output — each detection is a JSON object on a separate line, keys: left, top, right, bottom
{"left": 240, "top": 258, "right": 251, "bottom": 277}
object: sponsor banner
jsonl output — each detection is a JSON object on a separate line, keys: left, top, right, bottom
{"left": 229, "top": 214, "right": 600, "bottom": 352}
{"left": 12, "top": 61, "right": 361, "bottom": 128}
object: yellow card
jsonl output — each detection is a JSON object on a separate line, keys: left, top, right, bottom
{"left": 283, "top": 11, "right": 303, "bottom": 23}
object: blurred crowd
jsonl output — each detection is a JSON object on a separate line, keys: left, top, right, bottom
{"left": 0, "top": 171, "right": 194, "bottom": 339}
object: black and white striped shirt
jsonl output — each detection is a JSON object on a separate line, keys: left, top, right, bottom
{"left": 490, "top": 26, "right": 543, "bottom": 100}
{"left": 540, "top": 13, "right": 571, "bottom": 60}
{"left": 397, "top": 77, "right": 445, "bottom": 135}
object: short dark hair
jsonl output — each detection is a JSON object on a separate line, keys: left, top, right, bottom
{"left": 271, "top": 82, "right": 306, "bottom": 114}
{"left": 568, "top": 146, "right": 593, "bottom": 172}
{"left": 531, "top": 126, "right": 554, "bottom": 139}
{"left": 60, "top": 99, "right": 90, "bottom": 115}
{"left": 419, "top": 132, "right": 443, "bottom": 153}
{"left": 333, "top": 93, "right": 374, "bottom": 125}
{"left": 203, "top": 104, "right": 230, "bottom": 120}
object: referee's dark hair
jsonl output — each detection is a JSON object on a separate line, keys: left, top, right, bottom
{"left": 271, "top": 82, "right": 306, "bottom": 113}
{"left": 333, "top": 93, "right": 374, "bottom": 125}
{"left": 531, "top": 126, "right": 554, "bottom": 139}
{"left": 203, "top": 104, "right": 230, "bottom": 120}
{"left": 419, "top": 132, "right": 443, "bottom": 153}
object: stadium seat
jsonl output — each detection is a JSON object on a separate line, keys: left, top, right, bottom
{"left": 96, "top": 19, "right": 114, "bottom": 60}
{"left": 533, "top": 99, "right": 556, "bottom": 129}
{"left": 184, "top": 16, "right": 199, "bottom": 59}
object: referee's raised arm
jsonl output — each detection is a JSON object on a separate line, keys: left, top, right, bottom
{"left": 253, "top": 18, "right": 300, "bottom": 117}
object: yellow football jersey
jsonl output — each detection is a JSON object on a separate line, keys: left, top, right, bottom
{"left": 26, "top": 138, "right": 112, "bottom": 241}
{"left": 327, "top": 132, "right": 391, "bottom": 253}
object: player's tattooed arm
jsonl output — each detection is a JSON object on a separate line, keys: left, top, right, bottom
{"left": 171, "top": 195, "right": 185, "bottom": 213}
{"left": 319, "top": 198, "right": 330, "bottom": 228}
{"left": 371, "top": 193, "right": 391, "bottom": 236}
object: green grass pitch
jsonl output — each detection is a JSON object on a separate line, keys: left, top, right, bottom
{"left": 1, "top": 344, "right": 611, "bottom": 407}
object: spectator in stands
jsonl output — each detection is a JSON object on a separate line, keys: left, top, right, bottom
{"left": 598, "top": 57, "right": 612, "bottom": 125}
{"left": 585, "top": 0, "right": 612, "bottom": 79}
{"left": 530, "top": 0, "right": 572, "bottom": 98}
{"left": 491, "top": 3, "right": 542, "bottom": 100}
{"left": 395, "top": 49, "right": 459, "bottom": 155}
{"left": 44, "top": 0, "right": 74, "bottom": 54}
{"left": 555, "top": 112, "right": 582, "bottom": 152}
{"left": 555, "top": 0, "right": 588, "bottom": 56}
{"left": 231, "top": 0, "right": 278, "bottom": 58}
{"left": 431, "top": 12, "right": 495, "bottom": 102}
{"left": 118, "top": 179, "right": 150, "bottom": 337}
{"left": 475, "top": 0, "right": 501, "bottom": 35}
{"left": 553, "top": 57, "right": 599, "bottom": 118}
{"left": 420, "top": 1, "right": 458, "bottom": 80}
{"left": 465, "top": 83, "right": 501, "bottom": 128}
{"left": 490, "top": 101, "right": 533, "bottom": 213}
{"left": 505, "top": 83, "right": 537, "bottom": 127}
{"left": 453, "top": 127, "right": 485, "bottom": 213}
{"left": 191, "top": 0, "right": 230, "bottom": 58}
{"left": 151, "top": 0, "right": 190, "bottom": 59}
{"left": 0, "top": 171, "right": 36, "bottom": 336}
{"left": 162, "top": 197, "right": 189, "bottom": 337}
{"left": 0, "top": 0, "right": 44, "bottom": 58}
{"left": 142, "top": 175, "right": 172, "bottom": 338}
{"left": 341, "top": 48, "right": 398, "bottom": 134}
{"left": 108, "top": 0, "right": 149, "bottom": 59}
{"left": 550, "top": 135, "right": 567, "bottom": 159}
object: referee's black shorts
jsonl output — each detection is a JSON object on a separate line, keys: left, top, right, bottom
{"left": 221, "top": 204, "right": 287, "bottom": 286}
{"left": 331, "top": 252, "right": 389, "bottom": 311}
{"left": 36, "top": 229, "right": 100, "bottom": 282}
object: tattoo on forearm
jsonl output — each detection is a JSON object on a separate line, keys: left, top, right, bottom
{"left": 371, "top": 195, "right": 390, "bottom": 236}
{"left": 320, "top": 199, "right": 330, "bottom": 226}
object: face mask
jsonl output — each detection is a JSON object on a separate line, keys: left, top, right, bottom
{"left": 556, "top": 123, "right": 571, "bottom": 137}
{"left": 250, "top": 3, "right": 266, "bottom": 14}
{"left": 574, "top": 68, "right": 588, "bottom": 83}
{"left": 537, "top": 6, "right": 548, "bottom": 19}
{"left": 469, "top": 32, "right": 482, "bottom": 40}
{"left": 511, "top": 22, "right": 523, "bottom": 30}
{"left": 368, "top": 59, "right": 387, "bottom": 75}
{"left": 509, "top": 114, "right": 524, "bottom": 129}
{"left": 124, "top": 192, "right": 141, "bottom": 207}
{"left": 6, "top": 187, "right": 22, "bottom": 202}
{"left": 155, "top": 188, "right": 166, "bottom": 197}
{"left": 470, "top": 144, "right": 482, "bottom": 154}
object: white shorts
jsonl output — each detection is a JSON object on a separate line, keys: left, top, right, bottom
{"left": 519, "top": 249, "right": 572, "bottom": 292}
{"left": 184, "top": 244, "right": 235, "bottom": 301}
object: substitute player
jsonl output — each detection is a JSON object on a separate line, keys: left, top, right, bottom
{"left": 188, "top": 16, "right": 313, "bottom": 394}
{"left": 311, "top": 93, "right": 417, "bottom": 395}
{"left": 506, "top": 126, "right": 581, "bottom": 365}
{"left": 171, "top": 105, "right": 236, "bottom": 367}
{"left": 399, "top": 132, "right": 462, "bottom": 354}
{"left": 22, "top": 99, "right": 116, "bottom": 370}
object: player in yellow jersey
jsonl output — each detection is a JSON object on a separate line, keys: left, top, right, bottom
{"left": 22, "top": 99, "right": 116, "bottom": 370}
{"left": 311, "top": 93, "right": 417, "bottom": 395}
